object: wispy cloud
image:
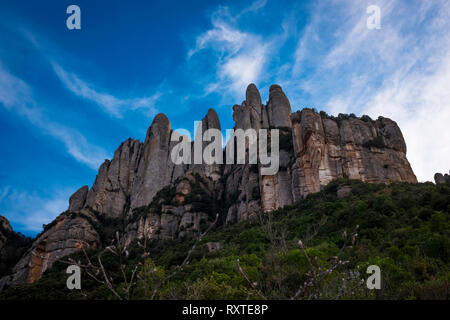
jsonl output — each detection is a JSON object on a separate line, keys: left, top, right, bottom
{"left": 17, "top": 28, "right": 162, "bottom": 119}
{"left": 51, "top": 62, "right": 160, "bottom": 118}
{"left": 269, "top": 0, "right": 450, "bottom": 182}
{"left": 0, "top": 186, "right": 71, "bottom": 233}
{"left": 323, "top": 0, "right": 450, "bottom": 182}
{"left": 362, "top": 50, "right": 450, "bottom": 183}
{"left": 238, "top": 0, "right": 267, "bottom": 17}
{"left": 188, "top": 4, "right": 272, "bottom": 98}
{"left": 0, "top": 63, "right": 108, "bottom": 169}
{"left": 0, "top": 186, "right": 10, "bottom": 203}
{"left": 189, "top": 0, "right": 450, "bottom": 182}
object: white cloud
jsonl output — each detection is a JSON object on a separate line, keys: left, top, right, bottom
{"left": 51, "top": 62, "right": 160, "bottom": 118}
{"left": 276, "top": 0, "right": 450, "bottom": 182}
{"left": 188, "top": 7, "right": 271, "bottom": 99}
{"left": 192, "top": 0, "right": 450, "bottom": 182}
{"left": 188, "top": 19, "right": 247, "bottom": 58}
{"left": 45, "top": 123, "right": 109, "bottom": 170}
{"left": 239, "top": 0, "right": 267, "bottom": 16}
{"left": 324, "top": 1, "right": 450, "bottom": 182}
{"left": 219, "top": 43, "right": 267, "bottom": 94}
{"left": 0, "top": 63, "right": 108, "bottom": 169}
{"left": 0, "top": 186, "right": 71, "bottom": 233}
{"left": 363, "top": 51, "right": 450, "bottom": 182}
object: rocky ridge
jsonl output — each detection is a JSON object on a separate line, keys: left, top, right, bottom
{"left": 0, "top": 84, "right": 417, "bottom": 290}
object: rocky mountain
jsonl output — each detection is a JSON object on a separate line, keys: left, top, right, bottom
{"left": 435, "top": 172, "right": 450, "bottom": 184}
{"left": 0, "top": 84, "right": 418, "bottom": 290}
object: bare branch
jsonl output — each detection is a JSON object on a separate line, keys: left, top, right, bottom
{"left": 237, "top": 258, "right": 266, "bottom": 300}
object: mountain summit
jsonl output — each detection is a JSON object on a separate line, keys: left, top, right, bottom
{"left": 0, "top": 84, "right": 417, "bottom": 289}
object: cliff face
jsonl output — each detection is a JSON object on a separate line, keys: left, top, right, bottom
{"left": 289, "top": 109, "right": 417, "bottom": 201}
{"left": 1, "top": 211, "right": 100, "bottom": 288}
{"left": 0, "top": 216, "right": 33, "bottom": 290}
{"left": 0, "top": 83, "right": 418, "bottom": 289}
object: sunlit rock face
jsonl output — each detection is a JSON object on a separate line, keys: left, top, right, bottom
{"left": 290, "top": 109, "right": 417, "bottom": 201}
{"left": 1, "top": 83, "right": 418, "bottom": 288}
{"left": 1, "top": 211, "right": 100, "bottom": 288}
{"left": 85, "top": 138, "right": 143, "bottom": 217}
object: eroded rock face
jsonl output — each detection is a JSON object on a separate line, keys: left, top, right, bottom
{"left": 3, "top": 83, "right": 418, "bottom": 288}
{"left": 224, "top": 84, "right": 295, "bottom": 218}
{"left": 290, "top": 109, "right": 417, "bottom": 200}
{"left": 1, "top": 211, "right": 100, "bottom": 288}
{"left": 190, "top": 108, "right": 223, "bottom": 181}
{"left": 86, "top": 138, "right": 143, "bottom": 218}
{"left": 224, "top": 163, "right": 262, "bottom": 223}
{"left": 131, "top": 114, "right": 174, "bottom": 209}
{"left": 123, "top": 172, "right": 217, "bottom": 244}
{"left": 226, "top": 84, "right": 416, "bottom": 215}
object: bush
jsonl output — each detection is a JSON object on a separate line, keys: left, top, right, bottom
{"left": 2, "top": 180, "right": 449, "bottom": 300}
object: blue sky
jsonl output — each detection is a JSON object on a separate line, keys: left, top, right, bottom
{"left": 0, "top": 0, "right": 449, "bottom": 236}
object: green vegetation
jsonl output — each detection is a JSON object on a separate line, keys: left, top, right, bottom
{"left": 1, "top": 180, "right": 449, "bottom": 300}
{"left": 319, "top": 110, "right": 376, "bottom": 127}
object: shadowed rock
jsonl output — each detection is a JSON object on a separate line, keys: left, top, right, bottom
{"left": 267, "top": 84, "right": 292, "bottom": 128}
{"left": 190, "top": 108, "right": 222, "bottom": 181}
{"left": 434, "top": 172, "right": 450, "bottom": 184}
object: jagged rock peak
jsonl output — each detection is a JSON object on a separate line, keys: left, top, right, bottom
{"left": 1, "top": 83, "right": 420, "bottom": 289}
{"left": 205, "top": 108, "right": 221, "bottom": 130}
{"left": 2, "top": 211, "right": 100, "bottom": 288}
{"left": 267, "top": 84, "right": 292, "bottom": 128}
{"left": 190, "top": 108, "right": 223, "bottom": 181}
{"left": 246, "top": 83, "right": 262, "bottom": 109}
{"left": 84, "top": 136, "right": 144, "bottom": 218}
{"left": 145, "top": 113, "right": 171, "bottom": 144}
{"left": 153, "top": 112, "right": 170, "bottom": 124}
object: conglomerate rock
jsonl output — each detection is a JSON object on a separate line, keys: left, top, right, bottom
{"left": 1, "top": 83, "right": 418, "bottom": 288}
{"left": 1, "top": 211, "right": 100, "bottom": 289}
